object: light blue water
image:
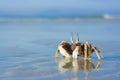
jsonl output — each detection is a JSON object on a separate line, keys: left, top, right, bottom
{"left": 0, "top": 19, "right": 120, "bottom": 80}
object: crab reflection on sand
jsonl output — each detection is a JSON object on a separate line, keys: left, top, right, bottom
{"left": 55, "top": 57, "right": 102, "bottom": 80}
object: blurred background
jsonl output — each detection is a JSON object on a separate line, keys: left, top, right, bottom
{"left": 0, "top": 0, "right": 120, "bottom": 80}
{"left": 0, "top": 0, "right": 120, "bottom": 18}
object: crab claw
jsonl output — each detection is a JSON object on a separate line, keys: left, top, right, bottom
{"left": 72, "top": 46, "right": 79, "bottom": 59}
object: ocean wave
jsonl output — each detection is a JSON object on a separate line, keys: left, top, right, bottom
{"left": 0, "top": 14, "right": 120, "bottom": 23}
{"left": 103, "top": 14, "right": 120, "bottom": 19}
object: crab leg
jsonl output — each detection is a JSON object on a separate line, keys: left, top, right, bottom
{"left": 91, "top": 45, "right": 101, "bottom": 60}
{"left": 84, "top": 44, "right": 88, "bottom": 60}
{"left": 86, "top": 42, "right": 92, "bottom": 59}
{"left": 86, "top": 42, "right": 103, "bottom": 59}
{"left": 94, "top": 47, "right": 104, "bottom": 59}
{"left": 55, "top": 49, "right": 60, "bottom": 57}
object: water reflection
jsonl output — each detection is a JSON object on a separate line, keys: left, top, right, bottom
{"left": 55, "top": 58, "right": 102, "bottom": 80}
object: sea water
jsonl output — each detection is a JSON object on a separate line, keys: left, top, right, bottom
{"left": 0, "top": 18, "right": 120, "bottom": 80}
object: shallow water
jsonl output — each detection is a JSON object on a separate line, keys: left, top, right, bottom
{"left": 0, "top": 19, "right": 120, "bottom": 80}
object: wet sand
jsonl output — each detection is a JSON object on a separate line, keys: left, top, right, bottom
{"left": 0, "top": 19, "right": 120, "bottom": 80}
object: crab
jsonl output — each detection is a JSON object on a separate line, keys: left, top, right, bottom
{"left": 55, "top": 33, "right": 103, "bottom": 60}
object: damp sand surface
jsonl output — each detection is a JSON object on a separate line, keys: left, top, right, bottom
{"left": 0, "top": 19, "right": 120, "bottom": 80}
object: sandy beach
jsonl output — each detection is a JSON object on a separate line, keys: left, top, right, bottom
{"left": 0, "top": 19, "right": 120, "bottom": 80}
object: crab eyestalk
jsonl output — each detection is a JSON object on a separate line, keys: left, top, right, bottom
{"left": 76, "top": 32, "right": 79, "bottom": 43}
{"left": 70, "top": 32, "right": 74, "bottom": 43}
